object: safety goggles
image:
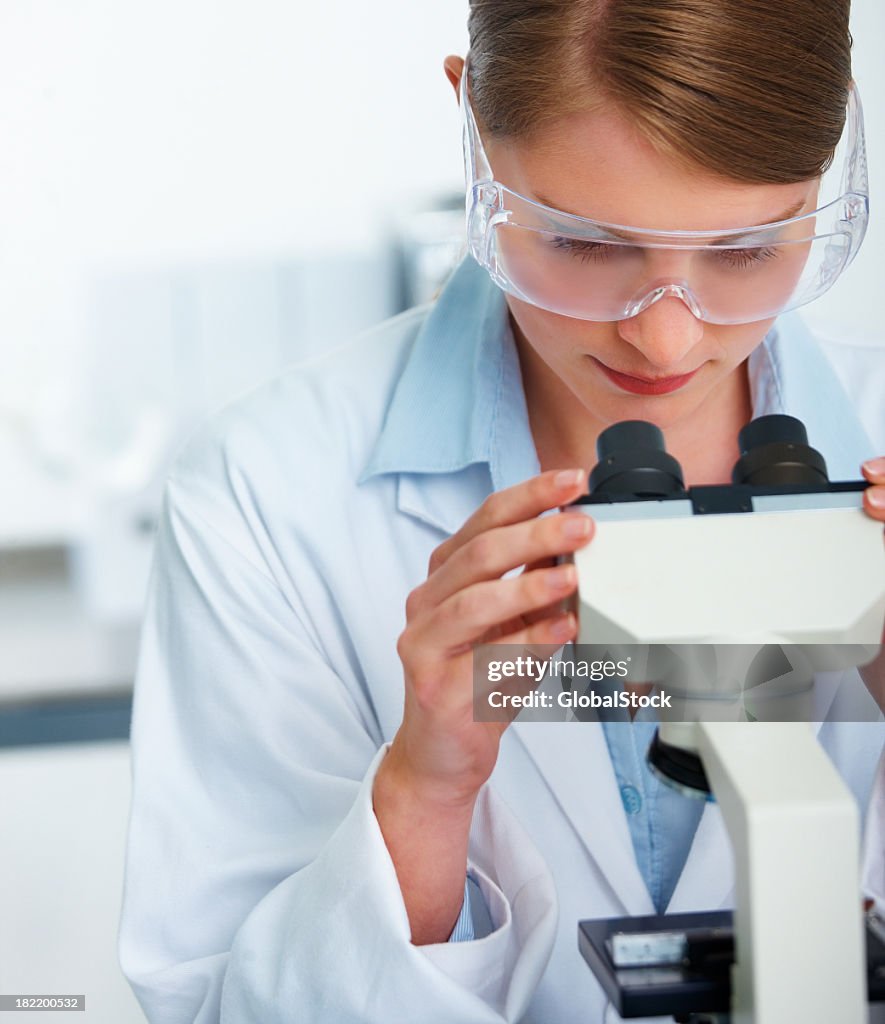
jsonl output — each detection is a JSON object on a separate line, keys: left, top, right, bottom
{"left": 459, "top": 57, "right": 869, "bottom": 325}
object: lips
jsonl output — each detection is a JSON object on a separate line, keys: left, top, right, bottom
{"left": 592, "top": 357, "right": 701, "bottom": 396}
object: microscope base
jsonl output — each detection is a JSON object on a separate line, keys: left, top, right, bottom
{"left": 578, "top": 910, "right": 885, "bottom": 1021}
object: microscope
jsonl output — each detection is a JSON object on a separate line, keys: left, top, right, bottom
{"left": 567, "top": 415, "right": 885, "bottom": 1023}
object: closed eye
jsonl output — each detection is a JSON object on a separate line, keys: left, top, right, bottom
{"left": 715, "top": 246, "right": 779, "bottom": 268}
{"left": 550, "top": 236, "right": 626, "bottom": 263}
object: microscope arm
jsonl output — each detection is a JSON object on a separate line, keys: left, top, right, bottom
{"left": 696, "top": 721, "right": 867, "bottom": 1024}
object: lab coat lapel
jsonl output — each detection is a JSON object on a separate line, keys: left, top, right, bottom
{"left": 665, "top": 800, "right": 734, "bottom": 913}
{"left": 512, "top": 716, "right": 835, "bottom": 921}
{"left": 510, "top": 720, "right": 655, "bottom": 916}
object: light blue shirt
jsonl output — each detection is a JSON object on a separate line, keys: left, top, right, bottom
{"left": 360, "top": 253, "right": 876, "bottom": 942}
{"left": 599, "top": 712, "right": 706, "bottom": 915}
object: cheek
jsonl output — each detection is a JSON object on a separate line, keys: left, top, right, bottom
{"left": 714, "top": 319, "right": 777, "bottom": 365}
{"left": 507, "top": 297, "right": 612, "bottom": 360}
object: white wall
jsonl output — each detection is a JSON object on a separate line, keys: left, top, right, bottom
{"left": 0, "top": 0, "right": 470, "bottom": 414}
{"left": 1, "top": 0, "right": 882, "bottom": 420}
{"left": 0, "top": 0, "right": 472, "bottom": 555}
{"left": 0, "top": 0, "right": 881, "bottom": 504}
{"left": 0, "top": 742, "right": 144, "bottom": 1023}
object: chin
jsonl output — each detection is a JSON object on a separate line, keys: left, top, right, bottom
{"left": 585, "top": 380, "right": 711, "bottom": 432}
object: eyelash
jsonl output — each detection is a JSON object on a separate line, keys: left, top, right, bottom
{"left": 549, "top": 238, "right": 611, "bottom": 263}
{"left": 717, "top": 246, "right": 779, "bottom": 268}
{"left": 549, "top": 236, "right": 779, "bottom": 267}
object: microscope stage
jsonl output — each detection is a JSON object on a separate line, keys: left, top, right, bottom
{"left": 579, "top": 910, "right": 885, "bottom": 1019}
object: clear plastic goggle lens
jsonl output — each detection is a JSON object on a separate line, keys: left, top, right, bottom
{"left": 460, "top": 56, "right": 869, "bottom": 325}
{"left": 490, "top": 228, "right": 852, "bottom": 325}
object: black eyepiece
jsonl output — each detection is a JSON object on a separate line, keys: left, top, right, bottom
{"left": 589, "top": 420, "right": 686, "bottom": 499}
{"left": 732, "top": 414, "right": 829, "bottom": 486}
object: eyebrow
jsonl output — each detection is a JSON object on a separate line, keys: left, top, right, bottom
{"left": 532, "top": 193, "right": 807, "bottom": 241}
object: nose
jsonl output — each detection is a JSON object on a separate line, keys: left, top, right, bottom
{"left": 616, "top": 292, "right": 705, "bottom": 372}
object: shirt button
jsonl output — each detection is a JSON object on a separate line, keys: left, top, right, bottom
{"left": 620, "top": 784, "right": 643, "bottom": 815}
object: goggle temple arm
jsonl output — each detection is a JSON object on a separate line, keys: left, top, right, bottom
{"left": 843, "top": 81, "right": 870, "bottom": 203}
{"left": 459, "top": 55, "right": 496, "bottom": 189}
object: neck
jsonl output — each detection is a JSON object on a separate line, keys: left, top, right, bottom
{"left": 515, "top": 322, "right": 754, "bottom": 487}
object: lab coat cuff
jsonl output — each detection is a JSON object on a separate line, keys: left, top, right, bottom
{"left": 364, "top": 742, "right": 558, "bottom": 1017}
{"left": 223, "top": 742, "right": 515, "bottom": 1023}
{"left": 412, "top": 759, "right": 559, "bottom": 1019}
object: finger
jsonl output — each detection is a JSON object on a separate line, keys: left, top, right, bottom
{"left": 862, "top": 484, "right": 885, "bottom": 521}
{"left": 485, "top": 589, "right": 573, "bottom": 641}
{"left": 418, "top": 510, "right": 593, "bottom": 612}
{"left": 862, "top": 457, "right": 885, "bottom": 485}
{"left": 412, "top": 564, "right": 578, "bottom": 654}
{"left": 521, "top": 590, "right": 576, "bottom": 627}
{"left": 428, "top": 468, "right": 588, "bottom": 574}
{"left": 471, "top": 611, "right": 578, "bottom": 723}
{"left": 486, "top": 610, "right": 578, "bottom": 661}
{"left": 522, "top": 508, "right": 588, "bottom": 573}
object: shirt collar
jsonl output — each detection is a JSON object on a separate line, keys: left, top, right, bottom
{"left": 360, "top": 255, "right": 874, "bottom": 500}
{"left": 358, "top": 255, "right": 539, "bottom": 493}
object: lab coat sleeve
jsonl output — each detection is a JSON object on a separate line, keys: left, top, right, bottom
{"left": 118, "top": 445, "right": 557, "bottom": 1024}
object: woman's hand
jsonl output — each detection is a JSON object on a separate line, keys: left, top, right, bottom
{"left": 373, "top": 468, "right": 593, "bottom": 943}
{"left": 859, "top": 457, "right": 885, "bottom": 710}
{"left": 390, "top": 468, "right": 593, "bottom": 801}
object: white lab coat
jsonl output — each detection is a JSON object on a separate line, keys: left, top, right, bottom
{"left": 119, "top": 257, "right": 885, "bottom": 1024}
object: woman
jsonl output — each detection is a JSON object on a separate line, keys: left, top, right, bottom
{"left": 119, "top": 2, "right": 885, "bottom": 1022}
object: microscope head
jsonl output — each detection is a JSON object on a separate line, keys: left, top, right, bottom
{"left": 568, "top": 415, "right": 885, "bottom": 795}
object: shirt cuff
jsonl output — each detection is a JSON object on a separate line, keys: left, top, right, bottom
{"left": 447, "top": 876, "right": 475, "bottom": 942}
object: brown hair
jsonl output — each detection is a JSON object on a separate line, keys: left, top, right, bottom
{"left": 466, "top": 0, "right": 853, "bottom": 184}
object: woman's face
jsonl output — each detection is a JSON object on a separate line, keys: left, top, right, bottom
{"left": 449, "top": 61, "right": 821, "bottom": 435}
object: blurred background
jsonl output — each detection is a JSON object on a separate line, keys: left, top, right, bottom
{"left": 0, "top": 1, "right": 882, "bottom": 1020}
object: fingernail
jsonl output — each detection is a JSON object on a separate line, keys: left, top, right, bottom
{"left": 863, "top": 457, "right": 885, "bottom": 476}
{"left": 555, "top": 469, "right": 584, "bottom": 490}
{"left": 867, "top": 487, "right": 885, "bottom": 510}
{"left": 563, "top": 514, "right": 592, "bottom": 538}
{"left": 548, "top": 564, "right": 577, "bottom": 589}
